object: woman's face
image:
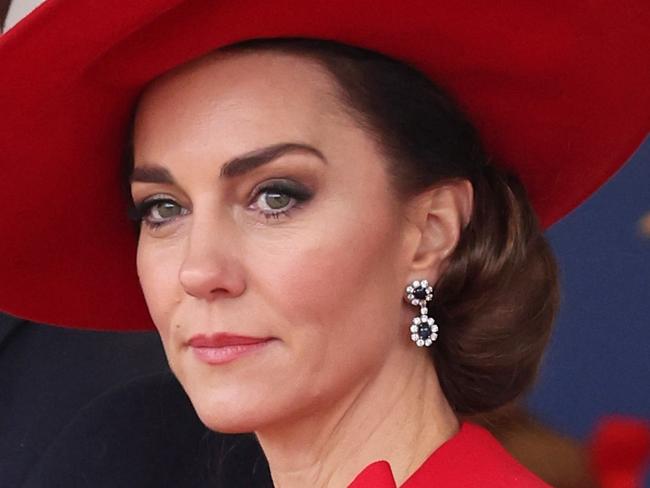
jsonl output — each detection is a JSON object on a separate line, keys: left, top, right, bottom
{"left": 131, "top": 50, "right": 424, "bottom": 432}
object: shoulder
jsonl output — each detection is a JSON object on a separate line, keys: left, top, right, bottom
{"left": 402, "top": 422, "right": 551, "bottom": 488}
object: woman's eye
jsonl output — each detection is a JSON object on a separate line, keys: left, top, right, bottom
{"left": 130, "top": 197, "right": 188, "bottom": 230}
{"left": 150, "top": 201, "right": 183, "bottom": 220}
{"left": 251, "top": 180, "right": 313, "bottom": 219}
{"left": 257, "top": 191, "right": 293, "bottom": 211}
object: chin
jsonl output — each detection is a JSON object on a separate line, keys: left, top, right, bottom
{"left": 195, "top": 408, "right": 262, "bottom": 434}
{"left": 188, "top": 387, "right": 280, "bottom": 433}
{"left": 172, "top": 367, "right": 283, "bottom": 434}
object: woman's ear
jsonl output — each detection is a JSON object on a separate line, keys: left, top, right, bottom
{"left": 405, "top": 179, "right": 473, "bottom": 278}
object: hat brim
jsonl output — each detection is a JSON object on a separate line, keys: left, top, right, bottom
{"left": 1, "top": 0, "right": 649, "bottom": 330}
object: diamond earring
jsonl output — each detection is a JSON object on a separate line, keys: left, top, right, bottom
{"left": 404, "top": 279, "right": 438, "bottom": 347}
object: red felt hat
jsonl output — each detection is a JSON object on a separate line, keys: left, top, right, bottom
{"left": 0, "top": 0, "right": 648, "bottom": 331}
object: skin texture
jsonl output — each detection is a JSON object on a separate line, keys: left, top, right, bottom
{"left": 131, "top": 50, "right": 472, "bottom": 487}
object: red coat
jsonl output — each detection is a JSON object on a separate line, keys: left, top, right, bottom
{"left": 349, "top": 422, "right": 550, "bottom": 487}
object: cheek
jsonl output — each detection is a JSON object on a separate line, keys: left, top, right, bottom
{"left": 136, "top": 235, "right": 184, "bottom": 341}
{"left": 251, "top": 200, "right": 407, "bottom": 372}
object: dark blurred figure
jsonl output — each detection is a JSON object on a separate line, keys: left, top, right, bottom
{"left": 0, "top": 313, "right": 164, "bottom": 485}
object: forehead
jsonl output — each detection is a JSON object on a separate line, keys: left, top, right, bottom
{"left": 133, "top": 50, "right": 353, "bottom": 156}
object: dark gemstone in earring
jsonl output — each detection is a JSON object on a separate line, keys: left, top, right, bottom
{"left": 413, "top": 288, "right": 427, "bottom": 300}
{"left": 418, "top": 324, "right": 431, "bottom": 339}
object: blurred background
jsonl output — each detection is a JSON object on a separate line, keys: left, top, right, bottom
{"left": 528, "top": 138, "right": 649, "bottom": 441}
{"left": 2, "top": 1, "right": 648, "bottom": 487}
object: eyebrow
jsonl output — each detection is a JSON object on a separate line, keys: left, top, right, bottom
{"left": 129, "top": 142, "right": 327, "bottom": 184}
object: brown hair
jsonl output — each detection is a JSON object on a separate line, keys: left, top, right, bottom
{"left": 215, "top": 38, "right": 560, "bottom": 415}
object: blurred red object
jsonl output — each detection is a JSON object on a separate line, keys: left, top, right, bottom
{"left": 590, "top": 416, "right": 650, "bottom": 488}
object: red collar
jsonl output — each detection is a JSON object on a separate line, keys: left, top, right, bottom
{"left": 348, "top": 422, "right": 550, "bottom": 487}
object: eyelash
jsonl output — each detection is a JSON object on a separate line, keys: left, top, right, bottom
{"left": 129, "top": 181, "right": 312, "bottom": 231}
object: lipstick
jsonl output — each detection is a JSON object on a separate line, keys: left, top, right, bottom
{"left": 187, "top": 333, "right": 274, "bottom": 365}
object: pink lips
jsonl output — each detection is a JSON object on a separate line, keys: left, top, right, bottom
{"left": 187, "top": 333, "right": 273, "bottom": 365}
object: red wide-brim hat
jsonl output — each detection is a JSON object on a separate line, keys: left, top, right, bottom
{"left": 1, "top": 0, "right": 648, "bottom": 331}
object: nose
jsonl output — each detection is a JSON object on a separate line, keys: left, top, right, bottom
{"left": 178, "top": 213, "right": 246, "bottom": 301}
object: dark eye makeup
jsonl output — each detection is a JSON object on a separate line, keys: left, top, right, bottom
{"left": 128, "top": 178, "right": 314, "bottom": 231}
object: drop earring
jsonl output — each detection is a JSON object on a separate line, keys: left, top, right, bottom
{"left": 404, "top": 279, "right": 438, "bottom": 347}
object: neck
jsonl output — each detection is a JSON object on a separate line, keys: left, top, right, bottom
{"left": 255, "top": 349, "right": 459, "bottom": 488}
